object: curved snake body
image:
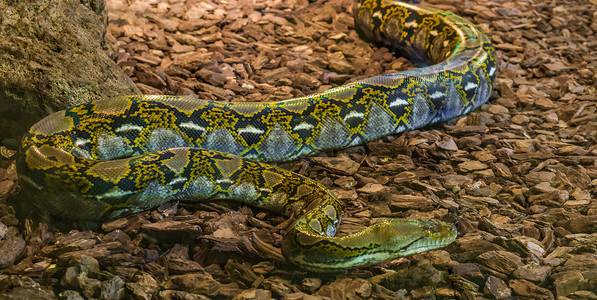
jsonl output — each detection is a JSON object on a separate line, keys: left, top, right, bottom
{"left": 17, "top": 0, "right": 497, "bottom": 271}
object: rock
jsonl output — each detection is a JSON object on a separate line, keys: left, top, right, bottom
{"left": 194, "top": 82, "right": 235, "bottom": 100}
{"left": 567, "top": 290, "right": 597, "bottom": 300}
{"left": 46, "top": 231, "right": 99, "bottom": 257}
{"left": 451, "top": 263, "right": 485, "bottom": 285}
{"left": 163, "top": 273, "right": 221, "bottom": 297}
{"left": 484, "top": 275, "right": 511, "bottom": 299}
{"left": 561, "top": 215, "right": 597, "bottom": 233}
{"left": 376, "top": 260, "right": 442, "bottom": 291}
{"left": 232, "top": 289, "right": 272, "bottom": 300}
{"left": 0, "top": 0, "right": 138, "bottom": 141}
{"left": 99, "top": 276, "right": 126, "bottom": 300}
{"left": 488, "top": 104, "right": 509, "bottom": 115}
{"left": 262, "top": 276, "right": 293, "bottom": 297}
{"left": 477, "top": 251, "right": 524, "bottom": 275}
{"left": 564, "top": 233, "right": 597, "bottom": 252}
{"left": 387, "top": 194, "right": 434, "bottom": 211}
{"left": 328, "top": 59, "right": 354, "bottom": 74}
{"left": 442, "top": 174, "right": 473, "bottom": 189}
{"left": 513, "top": 262, "right": 551, "bottom": 283}
{"left": 509, "top": 279, "right": 554, "bottom": 300}
{"left": 458, "top": 160, "right": 488, "bottom": 172}
{"left": 554, "top": 254, "right": 597, "bottom": 290}
{"left": 506, "top": 235, "right": 546, "bottom": 258}
{"left": 0, "top": 286, "right": 57, "bottom": 299}
{"left": 451, "top": 234, "right": 506, "bottom": 261}
{"left": 59, "top": 255, "right": 101, "bottom": 298}
{"left": 410, "top": 285, "right": 434, "bottom": 298}
{"left": 513, "top": 140, "right": 535, "bottom": 152}
{"left": 141, "top": 220, "right": 202, "bottom": 243}
{"left": 316, "top": 278, "right": 372, "bottom": 299}
{"left": 167, "top": 258, "right": 205, "bottom": 275}
{"left": 552, "top": 271, "right": 584, "bottom": 298}
{"left": 524, "top": 171, "right": 556, "bottom": 184}
{"left": 158, "top": 290, "right": 210, "bottom": 300}
{"left": 356, "top": 183, "right": 392, "bottom": 195}
{"left": 60, "top": 290, "right": 84, "bottom": 300}
{"left": 125, "top": 272, "right": 159, "bottom": 300}
{"left": 511, "top": 114, "right": 529, "bottom": 124}
{"left": 375, "top": 155, "right": 416, "bottom": 174}
{"left": 436, "top": 138, "right": 458, "bottom": 151}
{"left": 101, "top": 218, "right": 129, "bottom": 232}
{"left": 0, "top": 237, "right": 26, "bottom": 268}
{"left": 301, "top": 278, "right": 322, "bottom": 294}
{"left": 0, "top": 275, "right": 42, "bottom": 293}
{"left": 311, "top": 154, "right": 360, "bottom": 175}
{"left": 532, "top": 182, "right": 558, "bottom": 193}
{"left": 448, "top": 274, "right": 480, "bottom": 293}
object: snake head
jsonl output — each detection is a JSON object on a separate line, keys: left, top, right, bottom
{"left": 282, "top": 218, "right": 457, "bottom": 272}
{"left": 385, "top": 219, "right": 457, "bottom": 257}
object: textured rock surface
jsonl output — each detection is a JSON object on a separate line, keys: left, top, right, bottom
{"left": 0, "top": 0, "right": 138, "bottom": 143}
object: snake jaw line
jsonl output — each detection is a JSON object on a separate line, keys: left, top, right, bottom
{"left": 16, "top": 0, "right": 496, "bottom": 271}
{"left": 282, "top": 219, "right": 457, "bottom": 272}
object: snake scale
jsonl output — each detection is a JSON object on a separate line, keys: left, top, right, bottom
{"left": 16, "top": 0, "right": 497, "bottom": 271}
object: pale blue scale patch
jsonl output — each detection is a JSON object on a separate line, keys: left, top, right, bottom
{"left": 407, "top": 94, "right": 433, "bottom": 130}
{"left": 97, "top": 132, "right": 133, "bottom": 160}
{"left": 96, "top": 188, "right": 133, "bottom": 200}
{"left": 363, "top": 102, "right": 396, "bottom": 138}
{"left": 203, "top": 128, "right": 244, "bottom": 155}
{"left": 230, "top": 182, "right": 258, "bottom": 201}
{"left": 444, "top": 84, "right": 464, "bottom": 113}
{"left": 326, "top": 224, "right": 337, "bottom": 237}
{"left": 431, "top": 83, "right": 464, "bottom": 123}
{"left": 260, "top": 124, "right": 297, "bottom": 159}
{"left": 176, "top": 176, "right": 215, "bottom": 199}
{"left": 147, "top": 128, "right": 186, "bottom": 151}
{"left": 475, "top": 69, "right": 490, "bottom": 105}
{"left": 71, "top": 147, "right": 92, "bottom": 159}
{"left": 314, "top": 118, "right": 350, "bottom": 149}
{"left": 134, "top": 181, "right": 174, "bottom": 209}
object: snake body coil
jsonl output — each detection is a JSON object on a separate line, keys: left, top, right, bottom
{"left": 17, "top": 0, "right": 496, "bottom": 271}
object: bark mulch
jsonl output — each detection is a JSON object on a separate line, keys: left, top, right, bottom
{"left": 0, "top": 0, "right": 595, "bottom": 299}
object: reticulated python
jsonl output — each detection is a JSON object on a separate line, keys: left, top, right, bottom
{"left": 17, "top": 0, "right": 496, "bottom": 271}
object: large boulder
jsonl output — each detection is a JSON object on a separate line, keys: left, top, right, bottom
{"left": 0, "top": 0, "right": 139, "bottom": 144}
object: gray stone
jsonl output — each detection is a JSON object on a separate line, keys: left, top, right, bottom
{"left": 163, "top": 273, "right": 221, "bottom": 297}
{"left": 477, "top": 250, "right": 524, "bottom": 274}
{"left": 0, "top": 237, "right": 26, "bottom": 268}
{"left": 513, "top": 262, "right": 551, "bottom": 283}
{"left": 99, "top": 276, "right": 126, "bottom": 300}
{"left": 451, "top": 263, "right": 484, "bottom": 285}
{"left": 0, "top": 0, "right": 139, "bottom": 141}
{"left": 141, "top": 220, "right": 202, "bottom": 244}
{"left": 509, "top": 279, "right": 554, "bottom": 300}
{"left": 552, "top": 271, "right": 584, "bottom": 298}
{"left": 60, "top": 290, "right": 84, "bottom": 300}
{"left": 484, "top": 275, "right": 511, "bottom": 299}
{"left": 1, "top": 286, "right": 56, "bottom": 299}
{"left": 125, "top": 272, "right": 159, "bottom": 300}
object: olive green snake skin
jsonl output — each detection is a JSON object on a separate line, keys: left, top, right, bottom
{"left": 17, "top": 0, "right": 497, "bottom": 271}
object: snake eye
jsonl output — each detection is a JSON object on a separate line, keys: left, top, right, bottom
{"left": 424, "top": 229, "right": 432, "bottom": 237}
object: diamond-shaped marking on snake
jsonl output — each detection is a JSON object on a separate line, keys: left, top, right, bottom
{"left": 314, "top": 118, "right": 350, "bottom": 149}
{"left": 407, "top": 94, "right": 433, "bottom": 130}
{"left": 363, "top": 102, "right": 396, "bottom": 138}
{"left": 260, "top": 124, "right": 297, "bottom": 159}
{"left": 97, "top": 132, "right": 132, "bottom": 160}
{"left": 147, "top": 128, "right": 186, "bottom": 152}
{"left": 204, "top": 128, "right": 244, "bottom": 155}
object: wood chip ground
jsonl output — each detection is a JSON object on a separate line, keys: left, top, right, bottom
{"left": 0, "top": 0, "right": 595, "bottom": 299}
